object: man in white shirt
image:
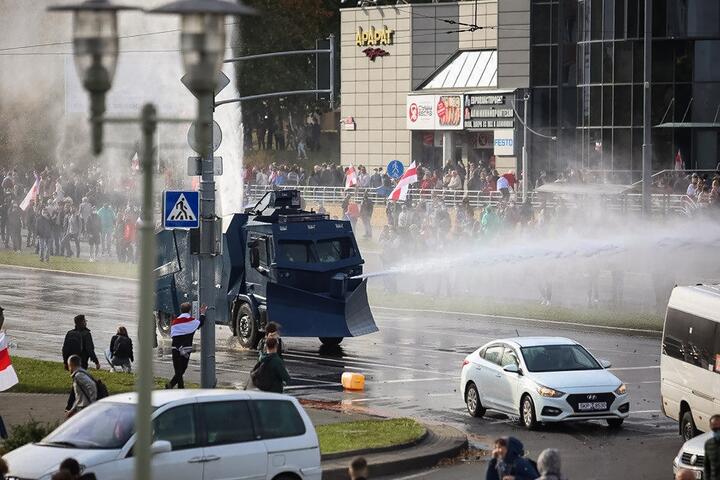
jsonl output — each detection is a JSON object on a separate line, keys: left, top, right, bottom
{"left": 686, "top": 173, "right": 699, "bottom": 197}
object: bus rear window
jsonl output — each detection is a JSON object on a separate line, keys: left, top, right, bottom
{"left": 316, "top": 238, "right": 356, "bottom": 263}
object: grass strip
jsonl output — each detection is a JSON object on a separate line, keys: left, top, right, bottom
{"left": 9, "top": 357, "right": 180, "bottom": 394}
{"left": 0, "top": 250, "right": 136, "bottom": 279}
{"left": 316, "top": 418, "right": 425, "bottom": 455}
{"left": 368, "top": 289, "right": 663, "bottom": 331}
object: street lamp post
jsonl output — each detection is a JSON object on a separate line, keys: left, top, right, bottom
{"left": 522, "top": 92, "right": 530, "bottom": 203}
{"left": 151, "top": 0, "right": 256, "bottom": 390}
{"left": 48, "top": 1, "right": 255, "bottom": 479}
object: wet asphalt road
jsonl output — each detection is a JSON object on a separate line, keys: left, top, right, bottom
{"left": 0, "top": 266, "right": 682, "bottom": 480}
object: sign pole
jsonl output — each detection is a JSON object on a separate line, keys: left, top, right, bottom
{"left": 522, "top": 92, "right": 529, "bottom": 203}
{"left": 198, "top": 92, "right": 217, "bottom": 389}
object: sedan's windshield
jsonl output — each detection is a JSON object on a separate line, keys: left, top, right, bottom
{"left": 40, "top": 403, "right": 136, "bottom": 449}
{"left": 520, "top": 345, "right": 601, "bottom": 372}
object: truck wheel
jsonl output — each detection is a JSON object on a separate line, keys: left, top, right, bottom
{"left": 156, "top": 311, "right": 172, "bottom": 337}
{"left": 235, "top": 303, "right": 260, "bottom": 349}
{"left": 319, "top": 337, "right": 343, "bottom": 346}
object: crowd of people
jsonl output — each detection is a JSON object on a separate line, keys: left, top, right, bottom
{"left": 0, "top": 166, "right": 141, "bottom": 263}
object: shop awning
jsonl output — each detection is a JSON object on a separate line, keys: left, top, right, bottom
{"left": 419, "top": 50, "right": 497, "bottom": 90}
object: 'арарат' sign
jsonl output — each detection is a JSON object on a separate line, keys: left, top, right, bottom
{"left": 356, "top": 26, "right": 395, "bottom": 46}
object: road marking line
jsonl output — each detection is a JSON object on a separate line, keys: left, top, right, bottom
{"left": 282, "top": 352, "right": 455, "bottom": 376}
{"left": 373, "top": 305, "right": 661, "bottom": 334}
{"left": 374, "top": 377, "right": 460, "bottom": 384}
{"left": 631, "top": 409, "right": 662, "bottom": 414}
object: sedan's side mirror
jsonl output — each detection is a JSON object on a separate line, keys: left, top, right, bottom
{"left": 503, "top": 364, "right": 521, "bottom": 375}
{"left": 600, "top": 359, "right": 612, "bottom": 369}
{"left": 151, "top": 440, "right": 172, "bottom": 455}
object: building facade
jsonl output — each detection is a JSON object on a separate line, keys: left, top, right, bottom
{"left": 531, "top": 0, "right": 720, "bottom": 182}
{"left": 340, "top": 0, "right": 531, "bottom": 173}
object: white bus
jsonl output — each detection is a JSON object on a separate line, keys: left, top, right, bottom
{"left": 661, "top": 284, "right": 720, "bottom": 441}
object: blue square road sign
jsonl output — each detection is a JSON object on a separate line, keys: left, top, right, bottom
{"left": 163, "top": 190, "right": 199, "bottom": 229}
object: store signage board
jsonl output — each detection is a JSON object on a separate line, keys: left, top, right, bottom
{"left": 407, "top": 95, "right": 464, "bottom": 130}
{"left": 464, "top": 94, "right": 515, "bottom": 130}
{"left": 493, "top": 129, "right": 515, "bottom": 156}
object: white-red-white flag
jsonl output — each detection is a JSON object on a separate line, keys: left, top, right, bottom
{"left": 388, "top": 162, "right": 418, "bottom": 202}
{"left": 0, "top": 332, "right": 19, "bottom": 392}
{"left": 345, "top": 165, "right": 357, "bottom": 189}
{"left": 19, "top": 174, "right": 40, "bottom": 211}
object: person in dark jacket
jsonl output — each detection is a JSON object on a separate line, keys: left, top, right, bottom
{"left": 62, "top": 315, "right": 100, "bottom": 371}
{"left": 255, "top": 337, "right": 290, "bottom": 393}
{"left": 165, "top": 303, "right": 205, "bottom": 389}
{"left": 35, "top": 208, "right": 53, "bottom": 262}
{"left": 705, "top": 415, "right": 720, "bottom": 480}
{"left": 257, "top": 322, "right": 283, "bottom": 360}
{"left": 360, "top": 192, "right": 374, "bottom": 239}
{"left": 485, "top": 437, "right": 538, "bottom": 480}
{"left": 62, "top": 315, "right": 100, "bottom": 412}
{"left": 105, "top": 326, "right": 133, "bottom": 373}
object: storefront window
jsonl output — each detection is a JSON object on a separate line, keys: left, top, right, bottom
{"left": 614, "top": 85, "right": 631, "bottom": 125}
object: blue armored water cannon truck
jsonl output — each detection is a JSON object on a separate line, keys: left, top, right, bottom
{"left": 154, "top": 189, "right": 378, "bottom": 348}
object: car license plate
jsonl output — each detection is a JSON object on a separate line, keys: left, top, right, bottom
{"left": 578, "top": 402, "right": 607, "bottom": 411}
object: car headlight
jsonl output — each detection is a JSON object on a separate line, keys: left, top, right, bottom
{"left": 614, "top": 383, "right": 627, "bottom": 395}
{"left": 537, "top": 385, "right": 565, "bottom": 398}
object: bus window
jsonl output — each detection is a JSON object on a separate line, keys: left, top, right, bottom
{"left": 663, "top": 308, "right": 718, "bottom": 371}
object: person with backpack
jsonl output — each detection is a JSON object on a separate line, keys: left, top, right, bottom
{"left": 251, "top": 337, "right": 290, "bottom": 393}
{"left": 165, "top": 303, "right": 205, "bottom": 389}
{"left": 256, "top": 322, "right": 283, "bottom": 360}
{"left": 105, "top": 326, "right": 133, "bottom": 373}
{"left": 485, "top": 436, "right": 539, "bottom": 480}
{"left": 66, "top": 355, "right": 97, "bottom": 418}
{"left": 62, "top": 315, "right": 100, "bottom": 371}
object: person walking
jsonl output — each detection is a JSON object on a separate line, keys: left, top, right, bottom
{"left": 165, "top": 303, "right": 205, "bottom": 389}
{"left": 61, "top": 205, "right": 81, "bottom": 258}
{"left": 360, "top": 192, "right": 374, "bottom": 239}
{"left": 105, "top": 326, "right": 133, "bottom": 373}
{"left": 485, "top": 437, "right": 538, "bottom": 480}
{"left": 62, "top": 315, "right": 100, "bottom": 371}
{"left": 35, "top": 208, "right": 52, "bottom": 262}
{"left": 705, "top": 415, "right": 720, "bottom": 480}
{"left": 97, "top": 204, "right": 115, "bottom": 256}
{"left": 348, "top": 457, "right": 368, "bottom": 480}
{"left": 66, "top": 354, "right": 97, "bottom": 418}
{"left": 86, "top": 209, "right": 101, "bottom": 262}
{"left": 251, "top": 337, "right": 290, "bottom": 393}
{"left": 536, "top": 449, "right": 564, "bottom": 480}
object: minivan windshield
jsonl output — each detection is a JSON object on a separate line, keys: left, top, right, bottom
{"left": 40, "top": 403, "right": 136, "bottom": 449}
{"left": 521, "top": 345, "right": 601, "bottom": 372}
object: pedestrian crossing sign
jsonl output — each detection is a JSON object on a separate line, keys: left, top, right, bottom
{"left": 163, "top": 190, "right": 199, "bottom": 229}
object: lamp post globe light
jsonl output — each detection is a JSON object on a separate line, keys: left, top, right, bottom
{"left": 48, "top": 0, "right": 138, "bottom": 154}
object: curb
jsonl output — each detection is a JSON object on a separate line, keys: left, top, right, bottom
{"left": 0, "top": 262, "right": 136, "bottom": 283}
{"left": 320, "top": 424, "right": 468, "bottom": 480}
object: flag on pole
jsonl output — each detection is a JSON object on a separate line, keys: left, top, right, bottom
{"left": 388, "top": 162, "right": 418, "bottom": 202}
{"left": 674, "top": 150, "right": 684, "bottom": 171}
{"left": 19, "top": 173, "right": 40, "bottom": 211}
{"left": 345, "top": 165, "right": 357, "bottom": 189}
{"left": 0, "top": 332, "right": 19, "bottom": 392}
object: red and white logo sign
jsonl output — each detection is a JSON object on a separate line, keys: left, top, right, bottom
{"left": 408, "top": 103, "right": 419, "bottom": 123}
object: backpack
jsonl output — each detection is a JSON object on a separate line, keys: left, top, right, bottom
{"left": 94, "top": 379, "right": 109, "bottom": 399}
{"left": 250, "top": 358, "right": 274, "bottom": 391}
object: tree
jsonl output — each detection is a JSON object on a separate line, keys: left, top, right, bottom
{"left": 235, "top": 0, "right": 340, "bottom": 139}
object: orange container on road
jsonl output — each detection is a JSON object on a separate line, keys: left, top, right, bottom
{"left": 341, "top": 372, "right": 365, "bottom": 391}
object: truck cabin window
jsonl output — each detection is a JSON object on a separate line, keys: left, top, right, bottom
{"left": 279, "top": 238, "right": 356, "bottom": 264}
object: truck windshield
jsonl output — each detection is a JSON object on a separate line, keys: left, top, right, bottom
{"left": 278, "top": 238, "right": 356, "bottom": 263}
{"left": 316, "top": 238, "right": 356, "bottom": 262}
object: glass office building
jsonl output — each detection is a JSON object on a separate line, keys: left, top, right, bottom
{"left": 530, "top": 0, "right": 720, "bottom": 181}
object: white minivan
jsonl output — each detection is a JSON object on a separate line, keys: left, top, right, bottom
{"left": 3, "top": 390, "right": 322, "bottom": 480}
{"left": 661, "top": 284, "right": 720, "bottom": 441}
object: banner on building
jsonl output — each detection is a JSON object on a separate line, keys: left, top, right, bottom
{"left": 493, "top": 129, "right": 515, "bottom": 156}
{"left": 406, "top": 95, "right": 464, "bottom": 130}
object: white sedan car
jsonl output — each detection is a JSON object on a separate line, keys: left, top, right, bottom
{"left": 673, "top": 431, "right": 711, "bottom": 479}
{"left": 460, "top": 336, "right": 630, "bottom": 429}
{"left": 3, "top": 390, "right": 321, "bottom": 480}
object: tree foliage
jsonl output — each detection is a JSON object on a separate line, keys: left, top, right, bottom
{"left": 235, "top": 0, "right": 340, "bottom": 129}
